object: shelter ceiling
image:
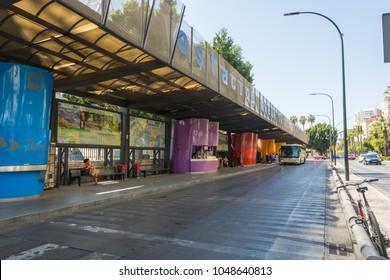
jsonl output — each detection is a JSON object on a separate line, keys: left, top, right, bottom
{"left": 0, "top": 0, "right": 305, "bottom": 144}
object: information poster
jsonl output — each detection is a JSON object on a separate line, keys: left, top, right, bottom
{"left": 57, "top": 102, "right": 121, "bottom": 146}
{"left": 217, "top": 134, "right": 229, "bottom": 151}
{"left": 129, "top": 116, "right": 165, "bottom": 148}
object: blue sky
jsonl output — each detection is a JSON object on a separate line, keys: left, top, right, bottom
{"left": 180, "top": 0, "right": 390, "bottom": 130}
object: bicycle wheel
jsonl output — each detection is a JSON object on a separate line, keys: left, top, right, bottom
{"left": 367, "top": 210, "right": 389, "bottom": 258}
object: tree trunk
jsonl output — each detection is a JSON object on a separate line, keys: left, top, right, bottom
{"left": 383, "top": 127, "right": 388, "bottom": 156}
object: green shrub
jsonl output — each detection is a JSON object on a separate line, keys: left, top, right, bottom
{"left": 380, "top": 156, "right": 390, "bottom": 161}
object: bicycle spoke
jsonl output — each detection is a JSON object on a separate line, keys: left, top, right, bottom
{"left": 368, "top": 210, "right": 388, "bottom": 259}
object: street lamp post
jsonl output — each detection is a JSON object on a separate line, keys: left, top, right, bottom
{"left": 316, "top": 114, "right": 332, "bottom": 160}
{"left": 309, "top": 93, "right": 336, "bottom": 165}
{"left": 284, "top": 11, "right": 350, "bottom": 181}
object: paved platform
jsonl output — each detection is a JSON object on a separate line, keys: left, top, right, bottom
{"left": 0, "top": 164, "right": 269, "bottom": 228}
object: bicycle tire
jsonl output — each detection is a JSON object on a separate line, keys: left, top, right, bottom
{"left": 367, "top": 210, "right": 389, "bottom": 258}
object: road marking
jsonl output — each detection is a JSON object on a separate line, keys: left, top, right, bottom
{"left": 79, "top": 252, "right": 121, "bottom": 260}
{"left": 370, "top": 185, "right": 390, "bottom": 203}
{"left": 6, "top": 243, "right": 66, "bottom": 260}
{"left": 96, "top": 185, "right": 144, "bottom": 195}
{"left": 51, "top": 221, "right": 320, "bottom": 259}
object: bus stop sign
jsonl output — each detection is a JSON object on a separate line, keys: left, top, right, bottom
{"left": 383, "top": 13, "right": 390, "bottom": 63}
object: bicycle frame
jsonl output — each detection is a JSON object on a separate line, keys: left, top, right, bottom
{"left": 343, "top": 179, "right": 389, "bottom": 259}
{"left": 356, "top": 189, "right": 376, "bottom": 242}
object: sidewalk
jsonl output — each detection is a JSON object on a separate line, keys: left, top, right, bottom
{"left": 0, "top": 164, "right": 269, "bottom": 228}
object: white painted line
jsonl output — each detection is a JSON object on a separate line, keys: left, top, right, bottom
{"left": 96, "top": 185, "right": 144, "bottom": 195}
{"left": 53, "top": 222, "right": 266, "bottom": 259}
{"left": 6, "top": 243, "right": 66, "bottom": 260}
{"left": 98, "top": 181, "right": 119, "bottom": 185}
{"left": 370, "top": 185, "right": 390, "bottom": 203}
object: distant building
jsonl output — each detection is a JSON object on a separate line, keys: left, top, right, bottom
{"left": 362, "top": 117, "right": 380, "bottom": 137}
{"left": 354, "top": 108, "right": 381, "bottom": 137}
{"left": 381, "top": 100, "right": 390, "bottom": 119}
{"left": 354, "top": 108, "right": 381, "bottom": 124}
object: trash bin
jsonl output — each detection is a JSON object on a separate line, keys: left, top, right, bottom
{"left": 131, "top": 163, "right": 141, "bottom": 178}
{"left": 116, "top": 164, "right": 127, "bottom": 172}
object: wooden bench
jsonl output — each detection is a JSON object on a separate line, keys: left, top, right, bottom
{"left": 68, "top": 168, "right": 87, "bottom": 186}
{"left": 140, "top": 164, "right": 170, "bottom": 178}
{"left": 97, "top": 166, "right": 125, "bottom": 182}
{"left": 68, "top": 166, "right": 125, "bottom": 186}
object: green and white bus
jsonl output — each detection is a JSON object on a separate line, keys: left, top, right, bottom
{"left": 279, "top": 144, "right": 306, "bottom": 165}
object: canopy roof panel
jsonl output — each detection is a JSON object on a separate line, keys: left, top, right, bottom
{"left": 0, "top": 0, "right": 307, "bottom": 144}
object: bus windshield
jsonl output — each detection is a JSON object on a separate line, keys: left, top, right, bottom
{"left": 279, "top": 144, "right": 306, "bottom": 165}
{"left": 280, "top": 145, "right": 299, "bottom": 158}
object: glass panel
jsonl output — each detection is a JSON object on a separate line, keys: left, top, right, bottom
{"left": 254, "top": 88, "right": 260, "bottom": 115}
{"left": 77, "top": 0, "right": 102, "bottom": 14}
{"left": 218, "top": 55, "right": 229, "bottom": 98}
{"left": 243, "top": 80, "right": 251, "bottom": 110}
{"left": 228, "top": 67, "right": 244, "bottom": 107}
{"left": 168, "top": 0, "right": 185, "bottom": 59}
{"left": 171, "top": 20, "right": 191, "bottom": 75}
{"left": 191, "top": 28, "right": 206, "bottom": 84}
{"left": 260, "top": 95, "right": 267, "bottom": 117}
{"left": 144, "top": 0, "right": 184, "bottom": 63}
{"left": 106, "top": 0, "right": 145, "bottom": 46}
{"left": 206, "top": 42, "right": 219, "bottom": 91}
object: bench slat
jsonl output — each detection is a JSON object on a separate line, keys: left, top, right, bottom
{"left": 140, "top": 165, "right": 170, "bottom": 178}
{"left": 68, "top": 167, "right": 125, "bottom": 186}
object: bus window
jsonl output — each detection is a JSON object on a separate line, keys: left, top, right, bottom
{"left": 279, "top": 144, "right": 306, "bottom": 165}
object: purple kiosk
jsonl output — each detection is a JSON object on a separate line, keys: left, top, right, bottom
{"left": 171, "top": 118, "right": 219, "bottom": 173}
{"left": 0, "top": 63, "right": 53, "bottom": 201}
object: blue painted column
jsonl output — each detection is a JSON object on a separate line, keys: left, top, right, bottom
{"left": 0, "top": 63, "right": 53, "bottom": 201}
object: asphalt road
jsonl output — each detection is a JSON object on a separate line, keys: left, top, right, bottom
{"left": 346, "top": 158, "right": 390, "bottom": 197}
{"left": 0, "top": 161, "right": 340, "bottom": 260}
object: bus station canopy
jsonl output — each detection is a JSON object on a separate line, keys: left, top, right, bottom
{"left": 0, "top": 0, "right": 307, "bottom": 144}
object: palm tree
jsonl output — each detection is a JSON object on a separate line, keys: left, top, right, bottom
{"left": 348, "top": 127, "right": 359, "bottom": 154}
{"left": 371, "top": 117, "right": 390, "bottom": 156}
{"left": 307, "top": 115, "right": 315, "bottom": 127}
{"left": 299, "top": 116, "right": 307, "bottom": 130}
{"left": 384, "top": 84, "right": 390, "bottom": 102}
{"left": 290, "top": 116, "right": 298, "bottom": 126}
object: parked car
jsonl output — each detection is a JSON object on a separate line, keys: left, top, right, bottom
{"left": 336, "top": 154, "right": 344, "bottom": 159}
{"left": 313, "top": 154, "right": 326, "bottom": 160}
{"left": 362, "top": 153, "right": 382, "bottom": 165}
{"left": 358, "top": 153, "right": 367, "bottom": 162}
{"left": 348, "top": 154, "right": 356, "bottom": 160}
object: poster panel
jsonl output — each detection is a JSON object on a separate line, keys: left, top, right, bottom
{"left": 217, "top": 133, "right": 229, "bottom": 151}
{"left": 57, "top": 102, "right": 121, "bottom": 147}
{"left": 129, "top": 116, "right": 166, "bottom": 148}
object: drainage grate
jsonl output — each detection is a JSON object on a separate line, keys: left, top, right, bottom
{"left": 327, "top": 243, "right": 352, "bottom": 256}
